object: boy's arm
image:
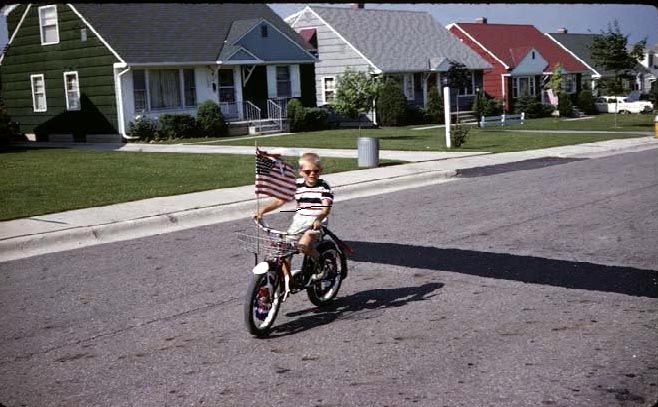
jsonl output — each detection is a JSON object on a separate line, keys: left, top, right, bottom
{"left": 312, "top": 198, "right": 332, "bottom": 229}
{"left": 254, "top": 197, "right": 287, "bottom": 219}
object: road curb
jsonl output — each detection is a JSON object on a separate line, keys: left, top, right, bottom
{"left": 0, "top": 170, "right": 457, "bottom": 262}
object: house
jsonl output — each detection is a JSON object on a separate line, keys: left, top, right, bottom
{"left": 0, "top": 3, "right": 317, "bottom": 141}
{"left": 285, "top": 4, "right": 491, "bottom": 120}
{"left": 545, "top": 29, "right": 652, "bottom": 96}
{"left": 636, "top": 43, "right": 657, "bottom": 93}
{"left": 448, "top": 19, "right": 589, "bottom": 111}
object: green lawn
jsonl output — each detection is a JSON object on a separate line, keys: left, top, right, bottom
{"left": 504, "top": 113, "right": 654, "bottom": 131}
{"left": 0, "top": 148, "right": 399, "bottom": 221}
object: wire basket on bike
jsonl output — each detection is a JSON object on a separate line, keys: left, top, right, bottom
{"left": 236, "top": 230, "right": 299, "bottom": 260}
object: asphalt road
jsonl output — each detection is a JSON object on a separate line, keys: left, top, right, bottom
{"left": 1, "top": 149, "right": 657, "bottom": 407}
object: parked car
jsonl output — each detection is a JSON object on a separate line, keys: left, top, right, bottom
{"left": 595, "top": 96, "right": 654, "bottom": 114}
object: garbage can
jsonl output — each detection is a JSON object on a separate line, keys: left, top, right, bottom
{"left": 357, "top": 137, "right": 379, "bottom": 168}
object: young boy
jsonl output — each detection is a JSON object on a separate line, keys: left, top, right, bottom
{"left": 254, "top": 152, "right": 333, "bottom": 299}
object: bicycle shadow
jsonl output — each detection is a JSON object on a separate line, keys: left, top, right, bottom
{"left": 269, "top": 282, "right": 443, "bottom": 337}
{"left": 345, "top": 241, "right": 658, "bottom": 298}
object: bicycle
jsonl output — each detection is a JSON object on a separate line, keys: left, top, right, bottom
{"left": 237, "top": 217, "right": 351, "bottom": 337}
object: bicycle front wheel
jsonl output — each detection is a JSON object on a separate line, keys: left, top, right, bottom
{"left": 244, "top": 271, "right": 282, "bottom": 337}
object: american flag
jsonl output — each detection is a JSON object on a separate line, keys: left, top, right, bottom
{"left": 255, "top": 148, "right": 296, "bottom": 201}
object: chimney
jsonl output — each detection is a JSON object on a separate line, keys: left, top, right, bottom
{"left": 351, "top": 3, "right": 365, "bottom": 9}
{"left": 558, "top": 27, "right": 568, "bottom": 34}
{"left": 475, "top": 17, "right": 487, "bottom": 24}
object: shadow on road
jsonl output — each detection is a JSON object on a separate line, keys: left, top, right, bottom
{"left": 346, "top": 241, "right": 658, "bottom": 298}
{"left": 269, "top": 282, "right": 444, "bottom": 337}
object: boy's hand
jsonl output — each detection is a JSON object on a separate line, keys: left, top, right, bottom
{"left": 312, "top": 219, "right": 322, "bottom": 230}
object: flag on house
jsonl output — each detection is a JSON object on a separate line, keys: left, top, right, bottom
{"left": 255, "top": 148, "right": 296, "bottom": 201}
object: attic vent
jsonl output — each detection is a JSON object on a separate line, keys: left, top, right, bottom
{"left": 532, "top": 51, "right": 535, "bottom": 59}
{"left": 261, "top": 25, "right": 268, "bottom": 38}
{"left": 80, "top": 27, "right": 87, "bottom": 42}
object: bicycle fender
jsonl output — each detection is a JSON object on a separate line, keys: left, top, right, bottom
{"left": 252, "top": 261, "right": 270, "bottom": 275}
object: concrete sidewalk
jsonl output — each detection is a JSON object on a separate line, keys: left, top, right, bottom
{"left": 2, "top": 136, "right": 657, "bottom": 262}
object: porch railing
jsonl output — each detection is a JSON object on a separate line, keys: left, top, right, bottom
{"left": 267, "top": 99, "right": 283, "bottom": 133}
{"left": 245, "top": 101, "right": 261, "bottom": 133}
{"left": 268, "top": 96, "right": 292, "bottom": 118}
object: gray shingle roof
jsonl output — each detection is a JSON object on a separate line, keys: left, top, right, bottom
{"left": 548, "top": 32, "right": 648, "bottom": 77}
{"left": 310, "top": 6, "right": 490, "bottom": 72}
{"left": 72, "top": 3, "right": 314, "bottom": 64}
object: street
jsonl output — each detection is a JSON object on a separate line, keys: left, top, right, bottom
{"left": 1, "top": 149, "right": 657, "bottom": 407}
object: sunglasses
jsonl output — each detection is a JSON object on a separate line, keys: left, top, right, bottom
{"left": 301, "top": 169, "right": 321, "bottom": 175}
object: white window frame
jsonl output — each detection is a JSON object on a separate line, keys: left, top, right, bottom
{"left": 512, "top": 76, "right": 536, "bottom": 98}
{"left": 458, "top": 72, "right": 476, "bottom": 96}
{"left": 136, "top": 68, "right": 198, "bottom": 112}
{"left": 30, "top": 74, "right": 47, "bottom": 112}
{"left": 38, "top": 5, "right": 60, "bottom": 46}
{"left": 562, "top": 73, "right": 577, "bottom": 94}
{"left": 63, "top": 71, "right": 81, "bottom": 111}
{"left": 322, "top": 76, "right": 336, "bottom": 104}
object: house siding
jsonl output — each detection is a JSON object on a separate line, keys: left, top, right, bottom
{"left": 236, "top": 21, "right": 314, "bottom": 62}
{"left": 1, "top": 5, "right": 120, "bottom": 138}
{"left": 290, "top": 9, "right": 372, "bottom": 107}
{"left": 450, "top": 26, "right": 510, "bottom": 109}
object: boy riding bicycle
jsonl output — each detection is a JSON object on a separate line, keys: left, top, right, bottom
{"left": 254, "top": 152, "right": 333, "bottom": 300}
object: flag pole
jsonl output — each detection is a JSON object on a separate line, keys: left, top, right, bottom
{"left": 255, "top": 140, "right": 260, "bottom": 265}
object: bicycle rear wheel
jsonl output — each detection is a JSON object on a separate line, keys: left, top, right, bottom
{"left": 244, "top": 270, "right": 282, "bottom": 337}
{"left": 307, "top": 243, "right": 343, "bottom": 307}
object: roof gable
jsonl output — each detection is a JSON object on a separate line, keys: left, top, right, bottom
{"left": 455, "top": 23, "right": 588, "bottom": 73}
{"left": 510, "top": 47, "right": 549, "bottom": 75}
{"left": 71, "top": 3, "right": 314, "bottom": 64}
{"left": 309, "top": 6, "right": 490, "bottom": 72}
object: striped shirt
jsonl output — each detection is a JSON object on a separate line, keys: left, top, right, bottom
{"left": 295, "top": 178, "right": 334, "bottom": 217}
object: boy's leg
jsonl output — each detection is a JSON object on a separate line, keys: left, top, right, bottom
{"left": 298, "top": 230, "right": 319, "bottom": 258}
{"left": 280, "top": 257, "right": 293, "bottom": 301}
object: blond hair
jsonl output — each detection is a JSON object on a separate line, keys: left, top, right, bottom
{"left": 299, "top": 152, "right": 322, "bottom": 169}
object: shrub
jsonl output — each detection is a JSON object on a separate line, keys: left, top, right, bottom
{"left": 514, "top": 95, "right": 550, "bottom": 118}
{"left": 0, "top": 101, "right": 22, "bottom": 147}
{"left": 196, "top": 100, "right": 227, "bottom": 137}
{"left": 157, "top": 114, "right": 200, "bottom": 140}
{"left": 127, "top": 115, "right": 158, "bottom": 142}
{"left": 483, "top": 99, "right": 504, "bottom": 116}
{"left": 287, "top": 98, "right": 305, "bottom": 132}
{"left": 376, "top": 78, "right": 408, "bottom": 126}
{"left": 471, "top": 90, "right": 487, "bottom": 117}
{"left": 405, "top": 104, "right": 426, "bottom": 125}
{"left": 426, "top": 87, "right": 444, "bottom": 124}
{"left": 303, "top": 107, "right": 329, "bottom": 131}
{"left": 451, "top": 121, "right": 470, "bottom": 148}
{"left": 576, "top": 90, "right": 597, "bottom": 115}
{"left": 558, "top": 94, "right": 574, "bottom": 117}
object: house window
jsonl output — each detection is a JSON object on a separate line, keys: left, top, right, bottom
{"left": 38, "top": 5, "right": 59, "bottom": 45}
{"left": 323, "top": 77, "right": 335, "bottom": 104}
{"left": 276, "top": 66, "right": 291, "bottom": 98}
{"left": 132, "top": 68, "right": 197, "bottom": 111}
{"left": 458, "top": 72, "right": 475, "bottom": 96}
{"left": 63, "top": 71, "right": 81, "bottom": 111}
{"left": 183, "top": 69, "right": 196, "bottom": 107}
{"left": 562, "top": 74, "right": 576, "bottom": 94}
{"left": 218, "top": 69, "right": 235, "bottom": 103}
{"left": 30, "top": 74, "right": 47, "bottom": 112}
{"left": 133, "top": 70, "right": 147, "bottom": 111}
{"left": 512, "top": 76, "right": 536, "bottom": 98}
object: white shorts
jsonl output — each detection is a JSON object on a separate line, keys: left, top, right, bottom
{"left": 286, "top": 214, "right": 328, "bottom": 237}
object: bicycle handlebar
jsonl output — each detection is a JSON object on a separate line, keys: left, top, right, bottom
{"left": 252, "top": 216, "right": 328, "bottom": 236}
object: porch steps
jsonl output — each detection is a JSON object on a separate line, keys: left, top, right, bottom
{"left": 453, "top": 110, "right": 478, "bottom": 124}
{"left": 228, "top": 119, "right": 288, "bottom": 136}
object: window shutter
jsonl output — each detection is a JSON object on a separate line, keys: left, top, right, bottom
{"left": 266, "top": 65, "right": 277, "bottom": 98}
{"left": 290, "top": 64, "right": 301, "bottom": 97}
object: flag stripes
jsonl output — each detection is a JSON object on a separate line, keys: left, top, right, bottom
{"left": 255, "top": 148, "right": 296, "bottom": 201}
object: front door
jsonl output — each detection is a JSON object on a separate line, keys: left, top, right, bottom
{"left": 242, "top": 66, "right": 268, "bottom": 113}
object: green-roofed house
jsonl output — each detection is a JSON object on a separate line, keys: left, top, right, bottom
{"left": 545, "top": 28, "right": 651, "bottom": 96}
{"left": 0, "top": 4, "right": 317, "bottom": 141}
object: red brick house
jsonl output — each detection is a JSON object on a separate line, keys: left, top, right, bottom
{"left": 447, "top": 18, "right": 589, "bottom": 111}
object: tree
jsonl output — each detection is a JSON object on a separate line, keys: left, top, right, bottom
{"left": 334, "top": 68, "right": 380, "bottom": 133}
{"left": 445, "top": 60, "right": 470, "bottom": 121}
{"left": 376, "top": 78, "right": 407, "bottom": 126}
{"left": 589, "top": 20, "right": 646, "bottom": 126}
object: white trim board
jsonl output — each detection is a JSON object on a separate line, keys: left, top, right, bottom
{"left": 0, "top": 4, "right": 32, "bottom": 65}
{"left": 304, "top": 6, "right": 381, "bottom": 73}
{"left": 67, "top": 4, "right": 125, "bottom": 64}
{"left": 447, "top": 23, "right": 510, "bottom": 70}
{"left": 544, "top": 33, "right": 601, "bottom": 77}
